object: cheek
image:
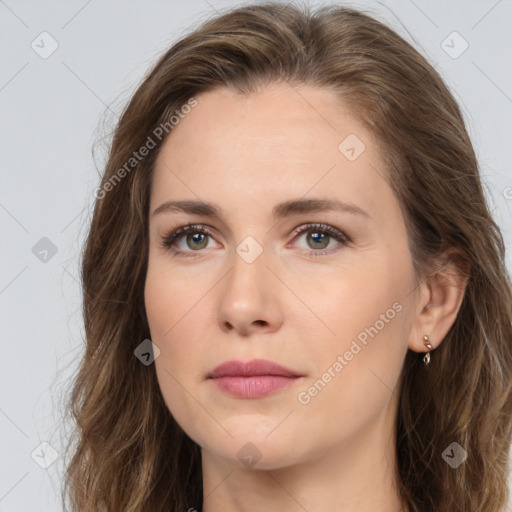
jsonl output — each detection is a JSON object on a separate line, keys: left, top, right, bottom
{"left": 144, "top": 260, "right": 205, "bottom": 341}
{"left": 145, "top": 273, "right": 200, "bottom": 366}
{"left": 294, "top": 255, "right": 412, "bottom": 403}
{"left": 288, "top": 258, "right": 398, "bottom": 338}
{"left": 144, "top": 262, "right": 213, "bottom": 387}
{"left": 294, "top": 298, "right": 409, "bottom": 445}
{"left": 145, "top": 270, "right": 208, "bottom": 438}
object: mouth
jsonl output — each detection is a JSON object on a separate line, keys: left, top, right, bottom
{"left": 207, "top": 359, "right": 304, "bottom": 399}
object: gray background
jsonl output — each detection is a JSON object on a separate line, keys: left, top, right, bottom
{"left": 1, "top": 0, "right": 511, "bottom": 510}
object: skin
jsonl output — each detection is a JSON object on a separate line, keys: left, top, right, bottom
{"left": 144, "top": 82, "right": 467, "bottom": 512}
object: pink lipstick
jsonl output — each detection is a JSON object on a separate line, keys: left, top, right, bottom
{"left": 207, "top": 359, "right": 303, "bottom": 399}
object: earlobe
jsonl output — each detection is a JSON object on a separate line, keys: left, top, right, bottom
{"left": 422, "top": 334, "right": 433, "bottom": 365}
{"left": 408, "top": 251, "right": 470, "bottom": 360}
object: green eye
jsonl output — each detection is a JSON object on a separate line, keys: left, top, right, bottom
{"left": 160, "top": 222, "right": 349, "bottom": 258}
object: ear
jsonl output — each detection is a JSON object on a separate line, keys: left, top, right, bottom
{"left": 409, "top": 250, "right": 470, "bottom": 354}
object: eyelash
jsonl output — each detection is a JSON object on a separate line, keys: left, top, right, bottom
{"left": 159, "top": 222, "right": 351, "bottom": 259}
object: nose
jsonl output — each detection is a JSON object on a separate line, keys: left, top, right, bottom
{"left": 216, "top": 247, "right": 284, "bottom": 337}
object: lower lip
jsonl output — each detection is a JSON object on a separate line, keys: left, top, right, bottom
{"left": 209, "top": 375, "right": 301, "bottom": 398}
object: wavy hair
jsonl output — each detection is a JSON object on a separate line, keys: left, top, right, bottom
{"left": 61, "top": 2, "right": 512, "bottom": 511}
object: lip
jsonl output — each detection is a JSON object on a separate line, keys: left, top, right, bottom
{"left": 207, "top": 359, "right": 304, "bottom": 399}
{"left": 208, "top": 359, "right": 301, "bottom": 378}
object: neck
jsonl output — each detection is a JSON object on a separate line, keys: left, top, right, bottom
{"left": 201, "top": 407, "right": 407, "bottom": 512}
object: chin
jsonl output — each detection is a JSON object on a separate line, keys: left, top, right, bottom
{"left": 209, "top": 441, "right": 300, "bottom": 471}
{"left": 197, "top": 423, "right": 306, "bottom": 471}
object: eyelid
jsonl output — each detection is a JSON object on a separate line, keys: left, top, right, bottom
{"left": 159, "top": 222, "right": 350, "bottom": 257}
{"left": 159, "top": 223, "right": 218, "bottom": 254}
{"left": 289, "top": 223, "right": 350, "bottom": 244}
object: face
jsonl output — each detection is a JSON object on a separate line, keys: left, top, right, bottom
{"left": 145, "top": 82, "right": 419, "bottom": 470}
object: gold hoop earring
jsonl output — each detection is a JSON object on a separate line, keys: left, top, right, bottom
{"left": 423, "top": 334, "right": 433, "bottom": 365}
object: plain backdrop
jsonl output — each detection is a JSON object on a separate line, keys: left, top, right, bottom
{"left": 0, "top": 0, "right": 511, "bottom": 510}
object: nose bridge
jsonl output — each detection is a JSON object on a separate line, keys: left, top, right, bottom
{"left": 216, "top": 234, "right": 283, "bottom": 334}
{"left": 225, "top": 235, "right": 269, "bottom": 297}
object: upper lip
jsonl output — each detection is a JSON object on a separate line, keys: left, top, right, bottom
{"left": 207, "top": 359, "right": 302, "bottom": 378}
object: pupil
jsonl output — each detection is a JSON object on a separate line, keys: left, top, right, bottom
{"left": 309, "top": 231, "right": 329, "bottom": 249}
{"left": 185, "top": 231, "right": 330, "bottom": 251}
{"left": 188, "top": 233, "right": 207, "bottom": 250}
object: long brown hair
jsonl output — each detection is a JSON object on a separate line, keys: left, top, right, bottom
{"left": 61, "top": 2, "right": 512, "bottom": 511}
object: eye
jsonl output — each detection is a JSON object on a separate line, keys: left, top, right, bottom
{"left": 160, "top": 224, "right": 216, "bottom": 258}
{"left": 289, "top": 223, "right": 350, "bottom": 256}
{"left": 159, "top": 222, "right": 350, "bottom": 258}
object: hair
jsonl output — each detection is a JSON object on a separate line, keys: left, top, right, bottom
{"left": 60, "top": 2, "right": 512, "bottom": 511}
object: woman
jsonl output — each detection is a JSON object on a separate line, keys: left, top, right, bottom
{"left": 61, "top": 2, "right": 512, "bottom": 511}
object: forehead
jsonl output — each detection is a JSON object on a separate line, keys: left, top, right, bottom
{"left": 156, "top": 83, "right": 369, "bottom": 161}
{"left": 150, "top": 83, "right": 393, "bottom": 223}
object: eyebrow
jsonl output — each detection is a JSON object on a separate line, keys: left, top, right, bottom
{"left": 152, "top": 198, "right": 370, "bottom": 220}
